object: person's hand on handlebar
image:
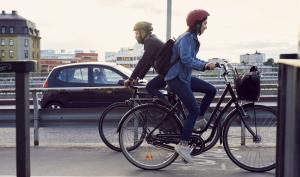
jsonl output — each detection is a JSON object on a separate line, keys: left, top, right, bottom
{"left": 124, "top": 78, "right": 138, "bottom": 88}
{"left": 205, "top": 62, "right": 216, "bottom": 70}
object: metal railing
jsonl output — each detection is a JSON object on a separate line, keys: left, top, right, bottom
{"left": 0, "top": 83, "right": 278, "bottom": 146}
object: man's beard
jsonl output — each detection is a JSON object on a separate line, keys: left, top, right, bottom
{"left": 136, "top": 37, "right": 144, "bottom": 44}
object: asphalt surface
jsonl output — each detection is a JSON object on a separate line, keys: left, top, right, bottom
{"left": 0, "top": 126, "right": 275, "bottom": 177}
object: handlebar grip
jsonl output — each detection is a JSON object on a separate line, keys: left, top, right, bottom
{"left": 215, "top": 62, "right": 221, "bottom": 68}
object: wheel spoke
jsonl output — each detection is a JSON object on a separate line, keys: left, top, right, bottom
{"left": 223, "top": 105, "right": 276, "bottom": 172}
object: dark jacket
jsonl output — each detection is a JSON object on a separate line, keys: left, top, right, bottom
{"left": 130, "top": 34, "right": 164, "bottom": 80}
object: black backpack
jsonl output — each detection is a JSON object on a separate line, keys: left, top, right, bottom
{"left": 154, "top": 38, "right": 177, "bottom": 76}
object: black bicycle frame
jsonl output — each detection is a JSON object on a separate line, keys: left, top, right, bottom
{"left": 154, "top": 81, "right": 258, "bottom": 149}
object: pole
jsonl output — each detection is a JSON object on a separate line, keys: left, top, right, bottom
{"left": 166, "top": 0, "right": 172, "bottom": 40}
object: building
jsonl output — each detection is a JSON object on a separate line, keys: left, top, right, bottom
{"left": 40, "top": 50, "right": 75, "bottom": 72}
{"left": 105, "top": 43, "right": 144, "bottom": 70}
{"left": 208, "top": 58, "right": 229, "bottom": 64}
{"left": 240, "top": 51, "right": 266, "bottom": 66}
{"left": 40, "top": 50, "right": 98, "bottom": 72}
{"left": 105, "top": 52, "right": 117, "bottom": 63}
{"left": 75, "top": 52, "right": 98, "bottom": 63}
{"left": 0, "top": 10, "right": 41, "bottom": 70}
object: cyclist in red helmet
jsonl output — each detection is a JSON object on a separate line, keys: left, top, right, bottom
{"left": 164, "top": 9, "right": 217, "bottom": 163}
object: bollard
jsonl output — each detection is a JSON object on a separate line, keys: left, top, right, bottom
{"left": 276, "top": 58, "right": 300, "bottom": 177}
{"left": 0, "top": 61, "right": 36, "bottom": 177}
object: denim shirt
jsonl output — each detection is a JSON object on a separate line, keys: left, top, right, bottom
{"left": 164, "top": 32, "right": 208, "bottom": 84}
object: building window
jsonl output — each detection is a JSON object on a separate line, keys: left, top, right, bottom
{"left": 1, "top": 50, "right": 5, "bottom": 57}
{"left": 0, "top": 39, "right": 5, "bottom": 46}
{"left": 9, "top": 27, "right": 14, "bottom": 34}
{"left": 1, "top": 27, "right": 5, "bottom": 34}
{"left": 9, "top": 50, "right": 14, "bottom": 58}
{"left": 24, "top": 50, "right": 29, "bottom": 58}
{"left": 9, "top": 39, "right": 14, "bottom": 46}
{"left": 24, "top": 27, "right": 28, "bottom": 34}
{"left": 24, "top": 39, "right": 29, "bottom": 47}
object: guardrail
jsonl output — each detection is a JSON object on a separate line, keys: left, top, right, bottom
{"left": 0, "top": 69, "right": 278, "bottom": 89}
{"left": 0, "top": 84, "right": 278, "bottom": 146}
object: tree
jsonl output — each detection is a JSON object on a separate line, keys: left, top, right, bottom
{"left": 263, "top": 58, "right": 275, "bottom": 66}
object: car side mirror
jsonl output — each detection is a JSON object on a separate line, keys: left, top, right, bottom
{"left": 118, "top": 79, "right": 125, "bottom": 86}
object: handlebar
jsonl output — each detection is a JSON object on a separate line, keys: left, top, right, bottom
{"left": 215, "top": 61, "right": 239, "bottom": 80}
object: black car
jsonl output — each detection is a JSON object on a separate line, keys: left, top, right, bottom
{"left": 41, "top": 62, "right": 144, "bottom": 109}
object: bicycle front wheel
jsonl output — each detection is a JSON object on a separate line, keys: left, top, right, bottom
{"left": 119, "top": 103, "right": 182, "bottom": 170}
{"left": 223, "top": 104, "right": 277, "bottom": 172}
{"left": 98, "top": 102, "right": 131, "bottom": 151}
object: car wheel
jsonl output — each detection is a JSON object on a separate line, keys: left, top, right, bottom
{"left": 46, "top": 102, "right": 63, "bottom": 109}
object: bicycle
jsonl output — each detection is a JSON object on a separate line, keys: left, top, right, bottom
{"left": 98, "top": 82, "right": 213, "bottom": 152}
{"left": 98, "top": 82, "right": 155, "bottom": 152}
{"left": 117, "top": 62, "right": 277, "bottom": 172}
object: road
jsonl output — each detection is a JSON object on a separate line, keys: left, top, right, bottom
{"left": 0, "top": 126, "right": 275, "bottom": 177}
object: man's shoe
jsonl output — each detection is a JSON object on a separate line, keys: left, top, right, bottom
{"left": 175, "top": 143, "right": 193, "bottom": 163}
{"left": 194, "top": 118, "right": 207, "bottom": 130}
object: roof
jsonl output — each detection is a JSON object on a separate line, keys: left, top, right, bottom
{"left": 75, "top": 53, "right": 98, "bottom": 57}
{"left": 52, "top": 62, "right": 133, "bottom": 77}
{"left": 53, "top": 62, "right": 117, "bottom": 68}
{"left": 0, "top": 10, "right": 27, "bottom": 21}
{"left": 0, "top": 10, "right": 38, "bottom": 36}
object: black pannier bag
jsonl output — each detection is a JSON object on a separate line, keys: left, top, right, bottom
{"left": 234, "top": 66, "right": 261, "bottom": 101}
{"left": 153, "top": 38, "right": 176, "bottom": 76}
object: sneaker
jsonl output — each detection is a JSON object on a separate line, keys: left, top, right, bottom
{"left": 175, "top": 143, "right": 193, "bottom": 163}
{"left": 194, "top": 118, "right": 207, "bottom": 130}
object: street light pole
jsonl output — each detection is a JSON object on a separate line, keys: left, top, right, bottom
{"left": 166, "top": 0, "right": 172, "bottom": 40}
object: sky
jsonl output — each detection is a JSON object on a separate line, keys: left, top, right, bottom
{"left": 1, "top": 0, "right": 299, "bottom": 62}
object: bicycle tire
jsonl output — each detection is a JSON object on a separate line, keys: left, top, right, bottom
{"left": 119, "top": 103, "right": 183, "bottom": 170}
{"left": 98, "top": 102, "right": 131, "bottom": 152}
{"left": 223, "top": 104, "right": 277, "bottom": 172}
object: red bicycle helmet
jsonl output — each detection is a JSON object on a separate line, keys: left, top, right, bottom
{"left": 186, "top": 9, "right": 209, "bottom": 28}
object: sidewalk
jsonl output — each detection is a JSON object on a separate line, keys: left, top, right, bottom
{"left": 0, "top": 145, "right": 275, "bottom": 177}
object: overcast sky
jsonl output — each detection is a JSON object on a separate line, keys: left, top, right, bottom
{"left": 1, "top": 0, "right": 299, "bottom": 62}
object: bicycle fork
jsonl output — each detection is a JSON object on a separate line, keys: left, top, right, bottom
{"left": 236, "top": 103, "right": 260, "bottom": 146}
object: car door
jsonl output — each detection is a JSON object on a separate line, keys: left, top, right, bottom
{"left": 90, "top": 65, "right": 131, "bottom": 107}
{"left": 61, "top": 65, "right": 94, "bottom": 107}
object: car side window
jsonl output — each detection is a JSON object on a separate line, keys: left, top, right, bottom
{"left": 93, "top": 67, "right": 123, "bottom": 84}
{"left": 58, "top": 67, "right": 88, "bottom": 83}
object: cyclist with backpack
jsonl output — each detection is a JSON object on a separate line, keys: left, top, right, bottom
{"left": 164, "top": 9, "right": 217, "bottom": 163}
{"left": 124, "top": 21, "right": 167, "bottom": 101}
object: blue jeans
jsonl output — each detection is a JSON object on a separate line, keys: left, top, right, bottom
{"left": 167, "top": 76, "right": 216, "bottom": 141}
{"left": 146, "top": 75, "right": 166, "bottom": 99}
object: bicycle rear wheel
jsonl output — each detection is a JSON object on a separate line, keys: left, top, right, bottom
{"left": 223, "top": 104, "right": 277, "bottom": 172}
{"left": 119, "top": 103, "right": 182, "bottom": 170}
{"left": 98, "top": 102, "right": 130, "bottom": 151}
